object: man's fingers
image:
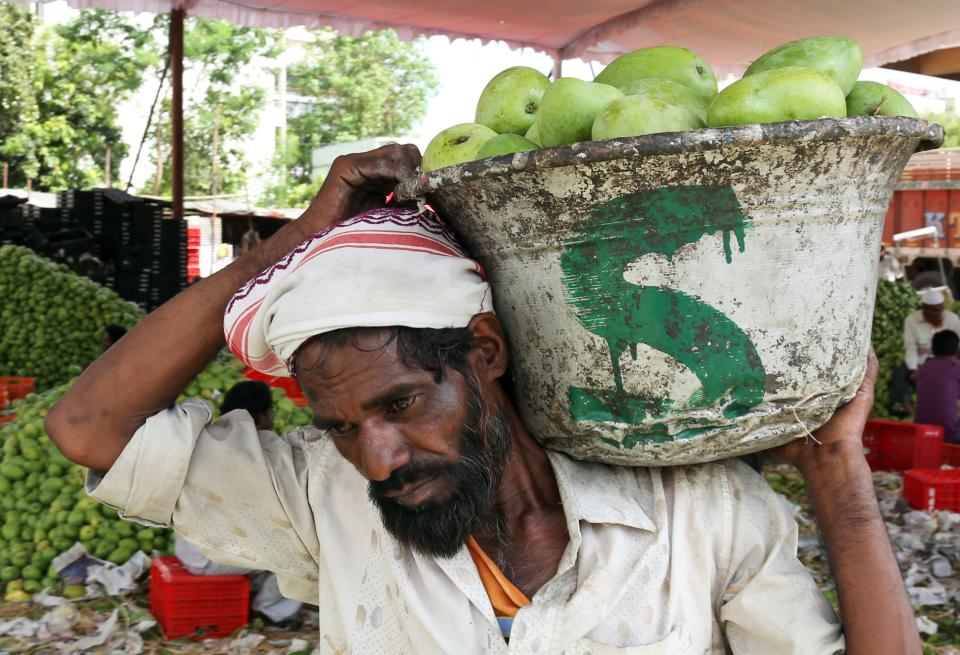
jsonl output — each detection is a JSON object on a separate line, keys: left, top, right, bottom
{"left": 352, "top": 144, "right": 421, "bottom": 183}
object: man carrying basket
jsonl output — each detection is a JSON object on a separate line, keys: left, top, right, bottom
{"left": 47, "top": 145, "right": 918, "bottom": 654}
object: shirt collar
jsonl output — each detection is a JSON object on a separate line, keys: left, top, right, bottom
{"left": 545, "top": 450, "right": 656, "bottom": 533}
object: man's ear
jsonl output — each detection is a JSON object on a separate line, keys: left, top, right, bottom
{"left": 466, "top": 313, "right": 509, "bottom": 381}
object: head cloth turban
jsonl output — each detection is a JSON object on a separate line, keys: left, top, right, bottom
{"left": 224, "top": 206, "right": 493, "bottom": 377}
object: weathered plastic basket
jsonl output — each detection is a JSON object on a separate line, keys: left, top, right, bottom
{"left": 397, "top": 117, "right": 944, "bottom": 466}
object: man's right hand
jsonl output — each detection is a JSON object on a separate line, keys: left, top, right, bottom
{"left": 300, "top": 144, "right": 422, "bottom": 235}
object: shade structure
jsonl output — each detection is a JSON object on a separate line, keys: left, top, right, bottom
{"left": 887, "top": 46, "right": 960, "bottom": 82}
{"left": 55, "top": 0, "right": 960, "bottom": 72}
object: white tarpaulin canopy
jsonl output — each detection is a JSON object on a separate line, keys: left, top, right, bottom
{"left": 58, "top": 0, "right": 960, "bottom": 72}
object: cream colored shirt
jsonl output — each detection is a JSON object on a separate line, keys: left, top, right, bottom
{"left": 904, "top": 309, "right": 960, "bottom": 370}
{"left": 86, "top": 400, "right": 843, "bottom": 654}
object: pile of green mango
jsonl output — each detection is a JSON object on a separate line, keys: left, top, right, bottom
{"left": 0, "top": 354, "right": 312, "bottom": 602}
{"left": 423, "top": 35, "right": 921, "bottom": 171}
{"left": 0, "top": 382, "right": 170, "bottom": 602}
{"left": 0, "top": 245, "right": 143, "bottom": 390}
{"left": 871, "top": 280, "right": 921, "bottom": 418}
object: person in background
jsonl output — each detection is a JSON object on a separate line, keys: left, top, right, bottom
{"left": 915, "top": 329, "right": 960, "bottom": 444}
{"left": 878, "top": 245, "right": 904, "bottom": 283}
{"left": 101, "top": 325, "right": 127, "bottom": 352}
{"left": 174, "top": 380, "right": 302, "bottom": 626}
{"left": 904, "top": 289, "right": 960, "bottom": 379}
{"left": 241, "top": 218, "right": 262, "bottom": 255}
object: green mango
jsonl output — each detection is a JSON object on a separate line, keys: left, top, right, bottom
{"left": 537, "top": 78, "right": 623, "bottom": 147}
{"left": 845, "top": 81, "right": 918, "bottom": 118}
{"left": 617, "top": 78, "right": 710, "bottom": 124}
{"left": 592, "top": 94, "right": 702, "bottom": 140}
{"left": 524, "top": 121, "right": 542, "bottom": 147}
{"left": 475, "top": 134, "right": 539, "bottom": 160}
{"left": 744, "top": 36, "right": 862, "bottom": 95}
{"left": 596, "top": 45, "right": 718, "bottom": 102}
{"left": 475, "top": 66, "right": 550, "bottom": 135}
{"left": 707, "top": 67, "right": 846, "bottom": 127}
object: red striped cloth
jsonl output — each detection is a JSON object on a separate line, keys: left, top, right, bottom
{"left": 224, "top": 206, "right": 493, "bottom": 377}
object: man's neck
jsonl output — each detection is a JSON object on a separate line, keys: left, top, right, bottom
{"left": 471, "top": 404, "right": 569, "bottom": 597}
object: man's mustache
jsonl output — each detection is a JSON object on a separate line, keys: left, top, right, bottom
{"left": 368, "top": 459, "right": 463, "bottom": 497}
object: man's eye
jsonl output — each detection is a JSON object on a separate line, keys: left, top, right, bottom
{"left": 389, "top": 396, "right": 415, "bottom": 413}
{"left": 328, "top": 423, "right": 354, "bottom": 437}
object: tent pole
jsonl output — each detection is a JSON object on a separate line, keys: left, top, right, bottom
{"left": 170, "top": 8, "right": 185, "bottom": 221}
{"left": 551, "top": 57, "right": 562, "bottom": 79}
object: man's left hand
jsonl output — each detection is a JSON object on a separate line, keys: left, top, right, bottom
{"left": 767, "top": 348, "right": 878, "bottom": 473}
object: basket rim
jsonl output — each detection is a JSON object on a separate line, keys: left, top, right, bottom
{"left": 395, "top": 116, "right": 944, "bottom": 201}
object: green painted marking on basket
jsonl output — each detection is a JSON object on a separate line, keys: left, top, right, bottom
{"left": 559, "top": 185, "right": 765, "bottom": 445}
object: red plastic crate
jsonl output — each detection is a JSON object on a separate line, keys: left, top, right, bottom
{"left": 861, "top": 420, "right": 943, "bottom": 471}
{"left": 150, "top": 556, "right": 249, "bottom": 640}
{"left": 945, "top": 443, "right": 960, "bottom": 468}
{"left": 0, "top": 377, "right": 35, "bottom": 402}
{"left": 0, "top": 413, "right": 16, "bottom": 425}
{"left": 0, "top": 387, "right": 8, "bottom": 411}
{"left": 241, "top": 367, "right": 307, "bottom": 406}
{"left": 903, "top": 469, "right": 960, "bottom": 512}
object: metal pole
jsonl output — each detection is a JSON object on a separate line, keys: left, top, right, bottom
{"left": 551, "top": 57, "right": 562, "bottom": 80}
{"left": 170, "top": 8, "right": 185, "bottom": 220}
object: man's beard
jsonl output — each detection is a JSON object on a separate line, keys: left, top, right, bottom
{"left": 367, "top": 374, "right": 513, "bottom": 558}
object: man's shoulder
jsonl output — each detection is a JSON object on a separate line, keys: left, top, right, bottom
{"left": 552, "top": 451, "right": 756, "bottom": 513}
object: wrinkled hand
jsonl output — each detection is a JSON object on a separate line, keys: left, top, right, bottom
{"left": 768, "top": 348, "right": 878, "bottom": 472}
{"left": 300, "top": 143, "right": 422, "bottom": 232}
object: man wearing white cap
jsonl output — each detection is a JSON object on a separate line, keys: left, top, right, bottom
{"left": 46, "top": 146, "right": 918, "bottom": 654}
{"left": 903, "top": 288, "right": 960, "bottom": 375}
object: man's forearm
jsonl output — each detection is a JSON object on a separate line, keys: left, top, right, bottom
{"left": 47, "top": 216, "right": 318, "bottom": 471}
{"left": 800, "top": 443, "right": 920, "bottom": 655}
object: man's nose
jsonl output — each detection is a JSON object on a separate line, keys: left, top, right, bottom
{"left": 356, "top": 422, "right": 411, "bottom": 482}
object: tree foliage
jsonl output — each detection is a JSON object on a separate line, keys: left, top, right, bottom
{"left": 264, "top": 28, "right": 437, "bottom": 207}
{"left": 0, "top": 8, "right": 160, "bottom": 190}
{"left": 146, "top": 17, "right": 277, "bottom": 198}
{"left": 924, "top": 112, "right": 960, "bottom": 148}
{"left": 0, "top": 4, "right": 38, "bottom": 182}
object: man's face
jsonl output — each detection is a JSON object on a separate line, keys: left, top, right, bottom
{"left": 295, "top": 331, "right": 512, "bottom": 557}
{"left": 923, "top": 303, "right": 945, "bottom": 324}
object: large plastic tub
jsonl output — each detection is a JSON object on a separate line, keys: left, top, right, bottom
{"left": 397, "top": 117, "right": 943, "bottom": 465}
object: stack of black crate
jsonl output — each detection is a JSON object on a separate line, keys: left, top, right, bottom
{"left": 55, "top": 190, "right": 188, "bottom": 309}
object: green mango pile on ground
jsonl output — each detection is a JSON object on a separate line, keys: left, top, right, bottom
{"left": 871, "top": 280, "right": 920, "bottom": 418}
{"left": 0, "top": 382, "right": 171, "bottom": 602}
{"left": 0, "top": 245, "right": 143, "bottom": 390}
{"left": 0, "top": 354, "right": 312, "bottom": 602}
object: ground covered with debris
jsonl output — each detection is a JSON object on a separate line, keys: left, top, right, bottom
{"left": 0, "top": 466, "right": 957, "bottom": 654}
{"left": 765, "top": 464, "right": 960, "bottom": 654}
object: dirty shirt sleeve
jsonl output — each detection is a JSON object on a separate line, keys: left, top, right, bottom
{"left": 85, "top": 399, "right": 320, "bottom": 604}
{"left": 717, "top": 460, "right": 844, "bottom": 655}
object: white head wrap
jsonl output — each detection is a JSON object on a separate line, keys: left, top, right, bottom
{"left": 224, "top": 207, "right": 493, "bottom": 377}
{"left": 922, "top": 289, "right": 946, "bottom": 306}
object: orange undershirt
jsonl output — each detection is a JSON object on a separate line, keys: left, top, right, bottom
{"left": 465, "top": 536, "right": 531, "bottom": 618}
